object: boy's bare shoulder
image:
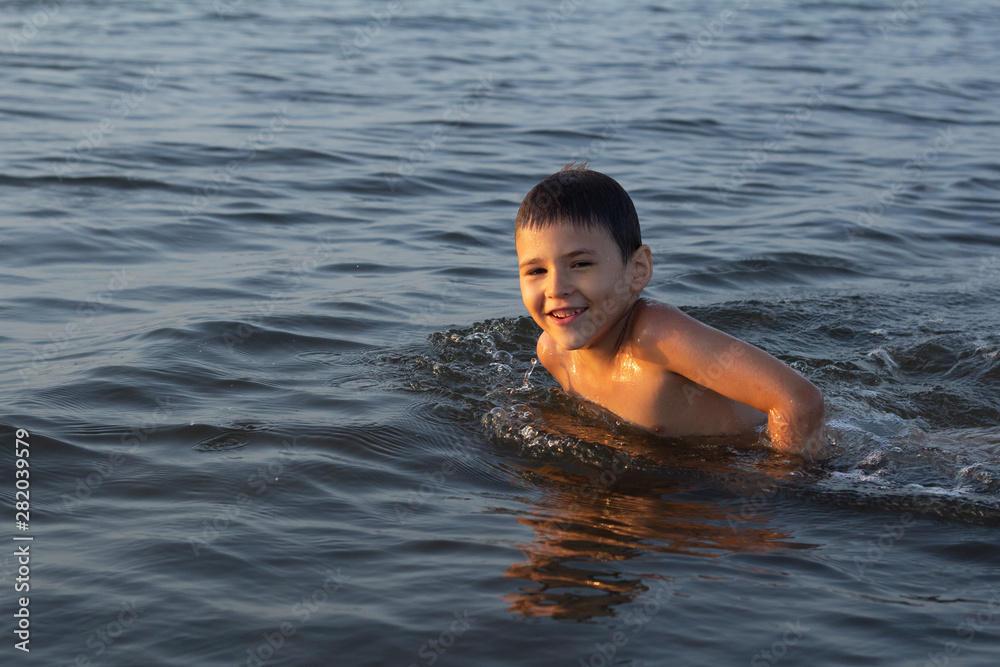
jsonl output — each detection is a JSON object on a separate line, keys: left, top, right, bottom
{"left": 628, "top": 298, "right": 724, "bottom": 365}
{"left": 629, "top": 298, "right": 689, "bottom": 349}
{"left": 535, "top": 331, "right": 566, "bottom": 376}
{"left": 632, "top": 298, "right": 682, "bottom": 323}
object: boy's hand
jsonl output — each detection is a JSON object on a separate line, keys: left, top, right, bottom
{"left": 767, "top": 400, "right": 827, "bottom": 461}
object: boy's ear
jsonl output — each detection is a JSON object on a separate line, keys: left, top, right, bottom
{"left": 628, "top": 244, "right": 653, "bottom": 292}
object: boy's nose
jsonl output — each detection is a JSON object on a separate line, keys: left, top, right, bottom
{"left": 545, "top": 269, "right": 572, "bottom": 298}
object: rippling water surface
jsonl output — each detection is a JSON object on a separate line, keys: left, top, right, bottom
{"left": 2, "top": 1, "right": 1000, "bottom": 665}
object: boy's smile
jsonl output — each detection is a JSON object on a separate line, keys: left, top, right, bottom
{"left": 516, "top": 223, "right": 646, "bottom": 354}
{"left": 549, "top": 306, "right": 586, "bottom": 324}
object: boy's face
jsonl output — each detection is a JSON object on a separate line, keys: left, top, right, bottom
{"left": 516, "top": 222, "right": 644, "bottom": 352}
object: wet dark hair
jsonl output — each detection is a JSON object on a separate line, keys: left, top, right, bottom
{"left": 515, "top": 163, "right": 641, "bottom": 263}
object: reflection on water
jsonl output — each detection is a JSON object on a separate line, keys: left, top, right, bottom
{"left": 499, "top": 451, "right": 810, "bottom": 620}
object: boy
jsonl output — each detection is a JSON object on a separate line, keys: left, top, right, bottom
{"left": 515, "top": 165, "right": 825, "bottom": 458}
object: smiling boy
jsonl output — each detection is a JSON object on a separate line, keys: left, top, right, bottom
{"left": 515, "top": 165, "right": 825, "bottom": 457}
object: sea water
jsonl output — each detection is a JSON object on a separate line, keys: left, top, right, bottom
{"left": 1, "top": 1, "right": 999, "bottom": 665}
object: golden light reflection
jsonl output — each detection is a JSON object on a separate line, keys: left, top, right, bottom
{"left": 500, "top": 435, "right": 810, "bottom": 620}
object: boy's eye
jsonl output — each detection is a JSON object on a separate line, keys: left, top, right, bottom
{"left": 525, "top": 268, "right": 546, "bottom": 276}
{"left": 572, "top": 261, "right": 592, "bottom": 268}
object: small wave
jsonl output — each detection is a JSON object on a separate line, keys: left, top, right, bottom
{"left": 378, "top": 306, "right": 1000, "bottom": 525}
{"left": 192, "top": 431, "right": 253, "bottom": 453}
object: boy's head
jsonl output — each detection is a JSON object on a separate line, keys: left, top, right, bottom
{"left": 515, "top": 164, "right": 642, "bottom": 265}
{"left": 515, "top": 165, "right": 652, "bottom": 351}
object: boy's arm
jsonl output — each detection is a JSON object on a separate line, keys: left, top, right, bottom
{"left": 637, "top": 304, "right": 825, "bottom": 458}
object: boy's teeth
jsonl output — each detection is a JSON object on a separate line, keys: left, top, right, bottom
{"left": 553, "top": 308, "right": 584, "bottom": 318}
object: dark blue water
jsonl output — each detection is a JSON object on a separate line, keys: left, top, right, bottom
{"left": 2, "top": 1, "right": 1000, "bottom": 665}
